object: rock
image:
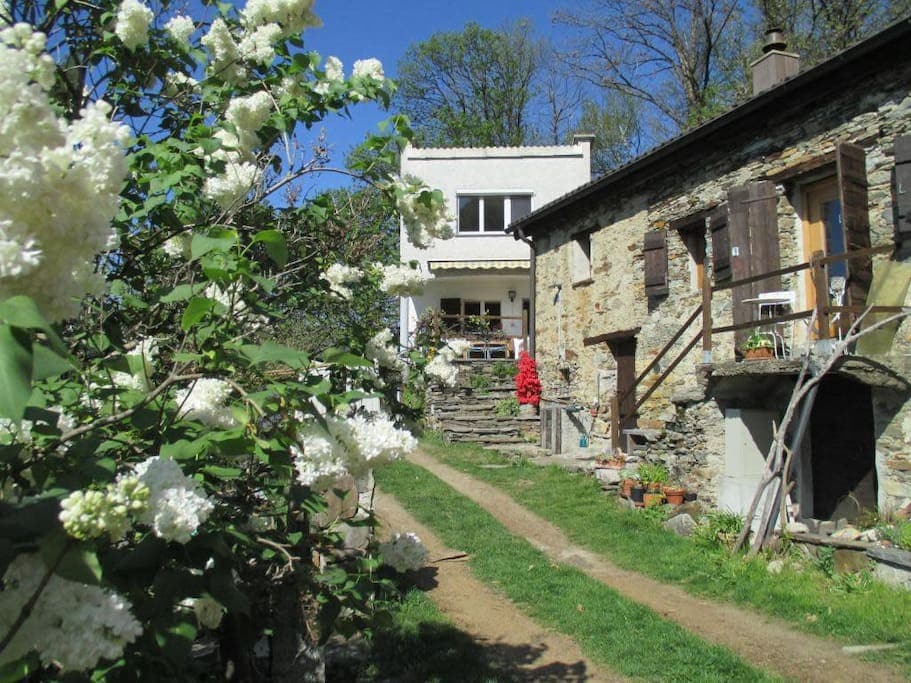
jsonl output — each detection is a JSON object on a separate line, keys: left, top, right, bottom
{"left": 312, "top": 475, "right": 359, "bottom": 528}
{"left": 831, "top": 526, "right": 861, "bottom": 540}
{"left": 836, "top": 517, "right": 849, "bottom": 530}
{"left": 803, "top": 518, "right": 820, "bottom": 533}
{"left": 674, "top": 501, "right": 705, "bottom": 518}
{"left": 834, "top": 549, "right": 870, "bottom": 574}
{"left": 663, "top": 513, "right": 696, "bottom": 537}
{"left": 594, "top": 467, "right": 622, "bottom": 484}
{"left": 859, "top": 528, "right": 880, "bottom": 542}
{"left": 786, "top": 521, "right": 810, "bottom": 534}
{"left": 766, "top": 559, "right": 786, "bottom": 575}
{"left": 818, "top": 520, "right": 837, "bottom": 535}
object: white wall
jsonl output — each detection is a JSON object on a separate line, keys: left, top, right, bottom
{"left": 399, "top": 139, "right": 592, "bottom": 343}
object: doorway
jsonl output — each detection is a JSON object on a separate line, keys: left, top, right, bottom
{"left": 802, "top": 178, "right": 846, "bottom": 337}
{"left": 808, "top": 376, "right": 876, "bottom": 520}
{"left": 607, "top": 336, "right": 637, "bottom": 431}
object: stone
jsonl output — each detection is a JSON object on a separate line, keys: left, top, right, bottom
{"left": 836, "top": 517, "right": 849, "bottom": 530}
{"left": 663, "top": 513, "right": 696, "bottom": 537}
{"left": 674, "top": 501, "right": 705, "bottom": 518}
{"left": 818, "top": 520, "right": 836, "bottom": 535}
{"left": 312, "top": 475, "right": 359, "bottom": 528}
{"left": 785, "top": 521, "right": 810, "bottom": 534}
{"left": 831, "top": 526, "right": 861, "bottom": 540}
{"left": 594, "top": 467, "right": 622, "bottom": 484}
{"left": 833, "top": 549, "right": 870, "bottom": 574}
{"left": 803, "top": 518, "right": 820, "bottom": 533}
{"left": 766, "top": 559, "right": 786, "bottom": 575}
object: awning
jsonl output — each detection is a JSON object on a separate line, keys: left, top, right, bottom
{"left": 428, "top": 259, "right": 529, "bottom": 273}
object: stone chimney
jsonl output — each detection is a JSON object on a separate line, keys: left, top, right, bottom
{"left": 751, "top": 29, "right": 799, "bottom": 95}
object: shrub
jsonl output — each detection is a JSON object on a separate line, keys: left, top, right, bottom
{"left": 693, "top": 511, "right": 745, "bottom": 550}
{"left": 515, "top": 352, "right": 542, "bottom": 406}
{"left": 492, "top": 360, "right": 518, "bottom": 380}
{"left": 495, "top": 397, "right": 520, "bottom": 417}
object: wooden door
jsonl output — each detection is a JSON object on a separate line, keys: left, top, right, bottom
{"left": 802, "top": 178, "right": 843, "bottom": 337}
{"left": 608, "top": 337, "right": 637, "bottom": 430}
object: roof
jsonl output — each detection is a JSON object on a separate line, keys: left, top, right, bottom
{"left": 508, "top": 17, "right": 911, "bottom": 238}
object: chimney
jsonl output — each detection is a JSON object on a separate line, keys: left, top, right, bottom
{"left": 751, "top": 29, "right": 799, "bottom": 95}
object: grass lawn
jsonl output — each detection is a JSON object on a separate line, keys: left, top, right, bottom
{"left": 415, "top": 434, "right": 911, "bottom": 673}
{"left": 376, "top": 458, "right": 779, "bottom": 682}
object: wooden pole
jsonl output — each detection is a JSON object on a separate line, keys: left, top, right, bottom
{"left": 811, "top": 250, "right": 830, "bottom": 339}
{"left": 702, "top": 268, "right": 713, "bottom": 362}
{"left": 610, "top": 393, "right": 621, "bottom": 452}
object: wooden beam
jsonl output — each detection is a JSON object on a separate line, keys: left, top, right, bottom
{"left": 583, "top": 327, "right": 642, "bottom": 347}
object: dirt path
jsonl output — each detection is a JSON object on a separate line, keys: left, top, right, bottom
{"left": 407, "top": 450, "right": 906, "bottom": 683}
{"left": 374, "top": 488, "right": 622, "bottom": 682}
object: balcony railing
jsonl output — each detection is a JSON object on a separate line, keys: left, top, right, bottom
{"left": 609, "top": 246, "right": 906, "bottom": 448}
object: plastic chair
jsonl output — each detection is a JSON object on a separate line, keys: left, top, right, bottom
{"left": 756, "top": 291, "right": 796, "bottom": 358}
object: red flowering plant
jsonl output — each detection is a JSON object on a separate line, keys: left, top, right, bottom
{"left": 515, "top": 351, "right": 542, "bottom": 406}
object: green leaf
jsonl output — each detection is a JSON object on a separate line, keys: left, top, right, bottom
{"left": 203, "top": 465, "right": 242, "bottom": 479}
{"left": 41, "top": 533, "right": 102, "bottom": 585}
{"left": 191, "top": 229, "right": 238, "bottom": 259}
{"left": 252, "top": 229, "right": 288, "bottom": 267}
{"left": 159, "top": 284, "right": 203, "bottom": 303}
{"left": 0, "top": 325, "right": 33, "bottom": 420}
{"left": 240, "top": 341, "right": 309, "bottom": 368}
{"left": 31, "top": 342, "right": 73, "bottom": 381}
{"left": 321, "top": 348, "right": 371, "bottom": 367}
{"left": 181, "top": 297, "right": 216, "bottom": 330}
{"left": 0, "top": 296, "right": 67, "bottom": 355}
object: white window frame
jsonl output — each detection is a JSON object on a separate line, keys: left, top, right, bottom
{"left": 456, "top": 192, "right": 533, "bottom": 234}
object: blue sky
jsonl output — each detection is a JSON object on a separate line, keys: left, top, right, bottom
{"left": 301, "top": 0, "right": 571, "bottom": 188}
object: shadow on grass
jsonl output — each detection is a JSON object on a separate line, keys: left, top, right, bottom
{"left": 333, "top": 620, "right": 595, "bottom": 683}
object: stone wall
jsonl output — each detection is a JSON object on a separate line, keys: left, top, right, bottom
{"left": 533, "top": 55, "right": 911, "bottom": 512}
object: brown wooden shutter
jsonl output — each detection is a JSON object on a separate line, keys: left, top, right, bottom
{"left": 643, "top": 229, "right": 669, "bottom": 297}
{"left": 895, "top": 135, "right": 911, "bottom": 239}
{"left": 836, "top": 142, "right": 871, "bottom": 309}
{"left": 709, "top": 206, "right": 731, "bottom": 281}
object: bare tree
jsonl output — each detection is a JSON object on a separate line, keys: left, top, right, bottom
{"left": 555, "top": 0, "right": 747, "bottom": 139}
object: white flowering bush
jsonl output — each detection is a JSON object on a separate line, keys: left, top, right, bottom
{"left": 379, "top": 532, "right": 429, "bottom": 573}
{"left": 0, "top": 0, "right": 450, "bottom": 678}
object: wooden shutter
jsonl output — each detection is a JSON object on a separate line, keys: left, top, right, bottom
{"left": 643, "top": 229, "right": 669, "bottom": 297}
{"left": 710, "top": 207, "right": 731, "bottom": 281}
{"left": 895, "top": 135, "right": 911, "bottom": 239}
{"left": 837, "top": 142, "right": 871, "bottom": 309}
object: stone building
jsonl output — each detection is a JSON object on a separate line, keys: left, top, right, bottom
{"left": 399, "top": 139, "right": 592, "bottom": 356}
{"left": 509, "top": 20, "right": 911, "bottom": 522}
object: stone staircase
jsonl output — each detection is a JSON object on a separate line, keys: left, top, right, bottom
{"left": 427, "top": 360, "right": 540, "bottom": 446}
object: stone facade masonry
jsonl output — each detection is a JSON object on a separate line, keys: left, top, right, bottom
{"left": 532, "top": 52, "right": 911, "bottom": 512}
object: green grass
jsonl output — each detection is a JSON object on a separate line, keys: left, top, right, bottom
{"left": 377, "top": 459, "right": 778, "bottom": 682}
{"left": 416, "top": 434, "right": 911, "bottom": 672}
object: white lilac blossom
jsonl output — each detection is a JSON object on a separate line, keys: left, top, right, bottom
{"left": 224, "top": 91, "right": 273, "bottom": 152}
{"left": 201, "top": 18, "right": 244, "bottom": 84}
{"left": 444, "top": 338, "right": 471, "bottom": 358}
{"left": 162, "top": 234, "right": 191, "bottom": 258}
{"left": 134, "top": 456, "right": 214, "bottom": 543}
{"left": 165, "top": 14, "right": 195, "bottom": 45}
{"left": 238, "top": 23, "right": 282, "bottom": 64}
{"left": 347, "top": 413, "right": 416, "bottom": 471}
{"left": 175, "top": 377, "right": 238, "bottom": 428}
{"left": 0, "top": 25, "right": 130, "bottom": 320}
{"left": 313, "top": 55, "right": 343, "bottom": 94}
{"left": 379, "top": 532, "right": 428, "bottom": 573}
{"left": 114, "top": 0, "right": 153, "bottom": 51}
{"left": 203, "top": 160, "right": 260, "bottom": 209}
{"left": 388, "top": 177, "right": 453, "bottom": 249}
{"left": 377, "top": 262, "right": 432, "bottom": 296}
{"left": 240, "top": 0, "right": 320, "bottom": 37}
{"left": 292, "top": 412, "right": 415, "bottom": 487}
{"left": 163, "top": 71, "right": 199, "bottom": 97}
{"left": 59, "top": 476, "right": 149, "bottom": 541}
{"left": 190, "top": 595, "right": 225, "bottom": 629}
{"left": 0, "top": 418, "right": 33, "bottom": 445}
{"left": 424, "top": 352, "right": 459, "bottom": 387}
{"left": 319, "top": 263, "right": 363, "bottom": 300}
{"left": 0, "top": 554, "right": 142, "bottom": 671}
{"left": 365, "top": 328, "right": 401, "bottom": 370}
{"left": 352, "top": 58, "right": 384, "bottom": 82}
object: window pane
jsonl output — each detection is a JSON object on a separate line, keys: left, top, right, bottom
{"left": 484, "top": 301, "right": 502, "bottom": 331}
{"left": 463, "top": 301, "right": 481, "bottom": 316}
{"left": 484, "top": 196, "right": 505, "bottom": 231}
{"left": 440, "top": 298, "right": 461, "bottom": 315}
{"left": 510, "top": 196, "right": 531, "bottom": 222}
{"left": 823, "top": 199, "right": 847, "bottom": 278}
{"left": 458, "top": 196, "right": 480, "bottom": 232}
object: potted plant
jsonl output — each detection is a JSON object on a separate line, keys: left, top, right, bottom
{"left": 515, "top": 351, "right": 542, "bottom": 415}
{"left": 619, "top": 469, "right": 638, "bottom": 499}
{"left": 663, "top": 482, "right": 686, "bottom": 505}
{"left": 742, "top": 331, "right": 774, "bottom": 360}
{"left": 637, "top": 463, "right": 668, "bottom": 507}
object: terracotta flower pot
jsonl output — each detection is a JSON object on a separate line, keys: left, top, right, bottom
{"left": 621, "top": 478, "right": 635, "bottom": 499}
{"left": 744, "top": 347, "right": 774, "bottom": 360}
{"left": 663, "top": 486, "right": 685, "bottom": 505}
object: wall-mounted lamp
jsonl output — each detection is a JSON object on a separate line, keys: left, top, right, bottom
{"left": 508, "top": 289, "right": 517, "bottom": 303}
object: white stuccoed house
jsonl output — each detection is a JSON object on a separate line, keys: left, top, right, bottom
{"left": 399, "top": 137, "right": 593, "bottom": 358}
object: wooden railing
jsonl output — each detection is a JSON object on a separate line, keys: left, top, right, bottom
{"left": 430, "top": 312, "right": 528, "bottom": 341}
{"left": 610, "top": 245, "right": 903, "bottom": 449}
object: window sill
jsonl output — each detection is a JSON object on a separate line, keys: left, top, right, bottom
{"left": 572, "top": 278, "right": 594, "bottom": 288}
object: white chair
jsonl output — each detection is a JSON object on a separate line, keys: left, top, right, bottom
{"left": 828, "top": 276, "right": 846, "bottom": 341}
{"left": 756, "top": 291, "right": 796, "bottom": 358}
